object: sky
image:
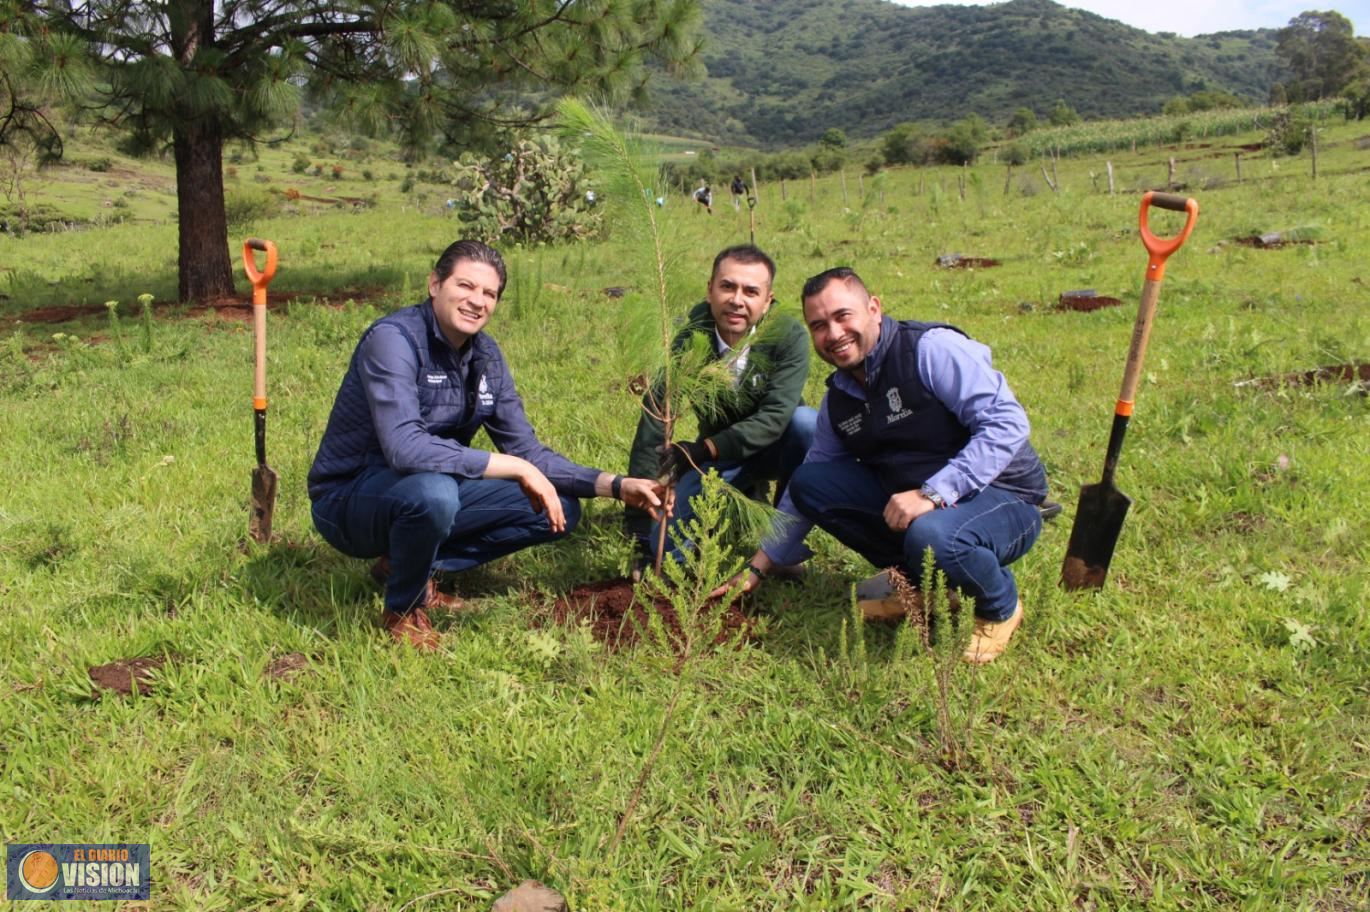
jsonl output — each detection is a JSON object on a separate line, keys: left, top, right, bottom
{"left": 889, "top": 1, "right": 1369, "bottom": 37}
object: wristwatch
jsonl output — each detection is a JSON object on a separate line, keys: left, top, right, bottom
{"left": 920, "top": 484, "right": 946, "bottom": 509}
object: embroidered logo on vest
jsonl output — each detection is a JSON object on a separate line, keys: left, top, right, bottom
{"left": 477, "top": 374, "right": 494, "bottom": 406}
{"left": 836, "top": 412, "right": 864, "bottom": 435}
{"left": 426, "top": 372, "right": 446, "bottom": 385}
{"left": 885, "top": 386, "right": 913, "bottom": 423}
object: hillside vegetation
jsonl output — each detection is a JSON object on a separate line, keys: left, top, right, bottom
{"left": 645, "top": 0, "right": 1288, "bottom": 145}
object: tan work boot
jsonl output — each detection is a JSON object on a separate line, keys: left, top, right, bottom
{"left": 855, "top": 569, "right": 921, "bottom": 622}
{"left": 963, "top": 599, "right": 1024, "bottom": 664}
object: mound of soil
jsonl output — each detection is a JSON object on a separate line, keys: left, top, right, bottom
{"left": 1234, "top": 233, "right": 1316, "bottom": 249}
{"left": 935, "top": 254, "right": 1000, "bottom": 269}
{"left": 89, "top": 656, "right": 166, "bottom": 696}
{"left": 1057, "top": 293, "right": 1122, "bottom": 313}
{"left": 1239, "top": 362, "right": 1369, "bottom": 391}
{"left": 545, "top": 578, "right": 752, "bottom": 652}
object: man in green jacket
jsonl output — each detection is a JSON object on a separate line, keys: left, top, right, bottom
{"left": 626, "top": 244, "right": 815, "bottom": 571}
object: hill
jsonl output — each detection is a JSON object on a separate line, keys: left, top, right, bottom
{"left": 643, "top": 0, "right": 1287, "bottom": 146}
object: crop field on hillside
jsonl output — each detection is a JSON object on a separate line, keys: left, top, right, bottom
{"left": 1, "top": 118, "right": 1366, "bottom": 909}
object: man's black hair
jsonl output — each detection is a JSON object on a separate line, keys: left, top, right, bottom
{"left": 433, "top": 239, "right": 507, "bottom": 297}
{"left": 711, "top": 244, "right": 776, "bottom": 284}
{"left": 801, "top": 266, "right": 868, "bottom": 301}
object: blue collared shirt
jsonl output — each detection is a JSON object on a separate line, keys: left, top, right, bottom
{"left": 762, "top": 321, "right": 1031, "bottom": 565}
{"left": 308, "top": 301, "right": 601, "bottom": 500}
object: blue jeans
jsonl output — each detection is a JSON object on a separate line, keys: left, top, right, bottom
{"left": 649, "top": 406, "right": 818, "bottom": 561}
{"left": 312, "top": 467, "right": 580, "bottom": 613}
{"left": 787, "top": 461, "right": 1041, "bottom": 620}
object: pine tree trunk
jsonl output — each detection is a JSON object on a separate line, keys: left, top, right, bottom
{"left": 173, "top": 118, "right": 234, "bottom": 302}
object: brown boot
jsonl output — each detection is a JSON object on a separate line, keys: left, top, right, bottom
{"left": 381, "top": 606, "right": 442, "bottom": 652}
{"left": 371, "top": 557, "right": 465, "bottom": 612}
{"left": 963, "top": 599, "right": 1024, "bottom": 664}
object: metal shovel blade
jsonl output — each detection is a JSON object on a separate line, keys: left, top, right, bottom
{"left": 1060, "top": 480, "right": 1132, "bottom": 590}
{"left": 250, "top": 464, "right": 278, "bottom": 543}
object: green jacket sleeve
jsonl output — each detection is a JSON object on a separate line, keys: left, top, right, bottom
{"left": 706, "top": 314, "right": 810, "bottom": 463}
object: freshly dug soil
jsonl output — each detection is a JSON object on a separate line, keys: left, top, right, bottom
{"left": 1233, "top": 235, "right": 1315, "bottom": 249}
{"left": 935, "top": 255, "right": 1000, "bottom": 269}
{"left": 546, "top": 579, "right": 752, "bottom": 652}
{"left": 88, "top": 656, "right": 166, "bottom": 696}
{"left": 1057, "top": 294, "right": 1122, "bottom": 312}
{"left": 1241, "top": 362, "right": 1369, "bottom": 390}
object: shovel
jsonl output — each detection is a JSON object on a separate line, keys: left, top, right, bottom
{"left": 1061, "top": 192, "right": 1198, "bottom": 590}
{"left": 243, "top": 238, "right": 279, "bottom": 543}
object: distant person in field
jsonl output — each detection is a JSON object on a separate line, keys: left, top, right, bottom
{"left": 730, "top": 174, "right": 747, "bottom": 210}
{"left": 308, "top": 239, "right": 665, "bottom": 651}
{"left": 624, "top": 244, "right": 816, "bottom": 578}
{"left": 693, "top": 182, "right": 713, "bottom": 215}
{"left": 716, "top": 266, "right": 1049, "bottom": 664}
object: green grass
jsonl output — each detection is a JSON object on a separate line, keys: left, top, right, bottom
{"left": 1, "top": 118, "right": 1367, "bottom": 909}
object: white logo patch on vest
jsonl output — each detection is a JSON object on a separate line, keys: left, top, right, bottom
{"left": 836, "top": 412, "right": 864, "bottom": 435}
{"left": 426, "top": 372, "right": 447, "bottom": 385}
{"left": 477, "top": 374, "right": 494, "bottom": 406}
{"left": 885, "top": 386, "right": 913, "bottom": 424}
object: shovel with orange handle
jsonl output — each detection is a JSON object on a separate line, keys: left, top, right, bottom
{"left": 1060, "top": 191, "right": 1198, "bottom": 590}
{"left": 244, "top": 238, "right": 279, "bottom": 543}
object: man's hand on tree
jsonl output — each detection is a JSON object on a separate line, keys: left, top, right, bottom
{"left": 619, "top": 477, "right": 668, "bottom": 520}
{"left": 658, "top": 439, "right": 714, "bottom": 483}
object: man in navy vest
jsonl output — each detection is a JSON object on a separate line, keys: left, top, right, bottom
{"left": 309, "top": 240, "right": 665, "bottom": 651}
{"left": 721, "top": 267, "right": 1048, "bottom": 663}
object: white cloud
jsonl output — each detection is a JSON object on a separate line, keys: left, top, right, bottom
{"left": 888, "top": 0, "right": 1369, "bottom": 37}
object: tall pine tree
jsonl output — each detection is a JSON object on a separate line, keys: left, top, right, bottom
{"left": 2, "top": 0, "right": 701, "bottom": 300}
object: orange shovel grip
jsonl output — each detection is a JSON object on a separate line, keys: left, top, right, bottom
{"left": 1139, "top": 192, "right": 1198, "bottom": 283}
{"left": 242, "top": 238, "right": 278, "bottom": 307}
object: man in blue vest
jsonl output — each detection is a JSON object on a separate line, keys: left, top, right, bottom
{"left": 721, "top": 267, "right": 1048, "bottom": 663}
{"left": 309, "top": 240, "right": 665, "bottom": 651}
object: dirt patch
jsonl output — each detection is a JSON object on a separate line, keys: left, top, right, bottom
{"left": 1234, "top": 233, "right": 1316, "bottom": 249}
{"left": 13, "top": 304, "right": 108, "bottom": 324}
{"left": 11, "top": 287, "right": 389, "bottom": 327}
{"left": 88, "top": 656, "right": 166, "bottom": 696}
{"left": 935, "top": 254, "right": 1000, "bottom": 269}
{"left": 1057, "top": 293, "right": 1122, "bottom": 313}
{"left": 1237, "top": 362, "right": 1369, "bottom": 391}
{"left": 264, "top": 652, "right": 311, "bottom": 681}
{"left": 544, "top": 578, "right": 752, "bottom": 652}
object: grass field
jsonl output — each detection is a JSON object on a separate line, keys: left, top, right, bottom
{"left": 1, "top": 116, "right": 1367, "bottom": 909}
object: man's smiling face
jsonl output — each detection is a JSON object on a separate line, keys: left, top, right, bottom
{"left": 803, "top": 277, "right": 882, "bottom": 372}
{"left": 429, "top": 259, "right": 502, "bottom": 348}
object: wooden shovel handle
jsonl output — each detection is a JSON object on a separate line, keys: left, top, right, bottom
{"left": 1116, "top": 193, "right": 1199, "bottom": 413}
{"left": 243, "top": 238, "right": 277, "bottom": 410}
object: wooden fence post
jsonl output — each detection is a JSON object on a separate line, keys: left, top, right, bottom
{"left": 840, "top": 169, "right": 849, "bottom": 206}
{"left": 1106, "top": 160, "right": 1115, "bottom": 194}
{"left": 1167, "top": 157, "right": 1176, "bottom": 191}
{"left": 1310, "top": 129, "right": 1318, "bottom": 181}
{"left": 810, "top": 171, "right": 816, "bottom": 202}
{"left": 1234, "top": 152, "right": 1242, "bottom": 183}
{"left": 1004, "top": 163, "right": 1013, "bottom": 196}
{"left": 750, "top": 166, "right": 760, "bottom": 204}
{"left": 780, "top": 177, "right": 787, "bottom": 201}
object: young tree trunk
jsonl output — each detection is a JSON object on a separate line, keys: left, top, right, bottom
{"left": 173, "top": 118, "right": 235, "bottom": 302}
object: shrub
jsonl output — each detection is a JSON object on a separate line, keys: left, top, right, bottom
{"left": 87, "top": 158, "right": 112, "bottom": 172}
{"left": 448, "top": 133, "right": 600, "bottom": 245}
{"left": 291, "top": 155, "right": 310, "bottom": 174}
{"left": 224, "top": 187, "right": 284, "bottom": 228}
